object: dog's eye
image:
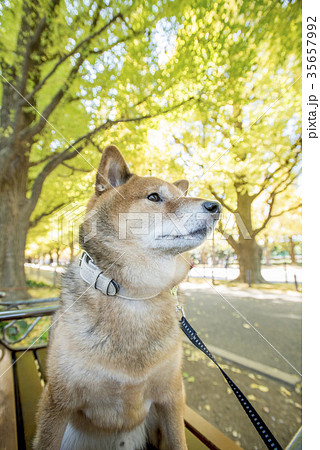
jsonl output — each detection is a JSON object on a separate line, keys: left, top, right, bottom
{"left": 147, "top": 193, "right": 161, "bottom": 202}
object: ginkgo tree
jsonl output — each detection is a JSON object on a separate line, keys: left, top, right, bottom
{"left": 0, "top": 0, "right": 198, "bottom": 299}
{"left": 263, "top": 196, "right": 302, "bottom": 265}
{"left": 150, "top": 0, "right": 302, "bottom": 283}
{"left": 0, "top": 0, "right": 301, "bottom": 297}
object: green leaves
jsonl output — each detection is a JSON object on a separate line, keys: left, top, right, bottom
{"left": 0, "top": 0, "right": 301, "bottom": 262}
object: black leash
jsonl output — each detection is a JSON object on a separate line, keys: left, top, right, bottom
{"left": 180, "top": 315, "right": 283, "bottom": 450}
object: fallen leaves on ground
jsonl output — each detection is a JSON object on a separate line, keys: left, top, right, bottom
{"left": 280, "top": 386, "right": 292, "bottom": 397}
{"left": 250, "top": 383, "right": 269, "bottom": 392}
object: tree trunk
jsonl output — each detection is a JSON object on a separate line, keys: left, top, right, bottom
{"left": 288, "top": 236, "right": 297, "bottom": 264}
{"left": 56, "top": 247, "right": 61, "bottom": 266}
{"left": 211, "top": 234, "right": 216, "bottom": 266}
{"left": 69, "top": 228, "right": 74, "bottom": 262}
{"left": 200, "top": 246, "right": 206, "bottom": 264}
{"left": 264, "top": 235, "right": 272, "bottom": 266}
{"left": 235, "top": 238, "right": 265, "bottom": 284}
{"left": 0, "top": 3, "right": 47, "bottom": 301}
{"left": 229, "top": 189, "right": 265, "bottom": 284}
{"left": 0, "top": 187, "right": 30, "bottom": 301}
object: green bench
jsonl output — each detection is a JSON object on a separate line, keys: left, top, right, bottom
{"left": 0, "top": 300, "right": 240, "bottom": 450}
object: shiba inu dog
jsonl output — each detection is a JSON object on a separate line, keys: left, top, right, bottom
{"left": 34, "top": 145, "right": 221, "bottom": 450}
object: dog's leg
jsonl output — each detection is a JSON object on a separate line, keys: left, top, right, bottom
{"left": 33, "top": 385, "right": 69, "bottom": 450}
{"left": 155, "top": 383, "right": 187, "bottom": 450}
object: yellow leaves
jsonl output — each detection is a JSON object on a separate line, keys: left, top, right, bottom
{"left": 280, "top": 386, "right": 292, "bottom": 397}
{"left": 242, "top": 323, "right": 251, "bottom": 329}
{"left": 220, "top": 364, "right": 230, "bottom": 370}
{"left": 230, "top": 367, "right": 242, "bottom": 374}
{"left": 250, "top": 383, "right": 269, "bottom": 393}
{"left": 182, "top": 372, "right": 195, "bottom": 382}
{"left": 247, "top": 394, "right": 257, "bottom": 401}
{"left": 184, "top": 345, "right": 205, "bottom": 362}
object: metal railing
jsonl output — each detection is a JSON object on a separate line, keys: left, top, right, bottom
{"left": 0, "top": 298, "right": 59, "bottom": 351}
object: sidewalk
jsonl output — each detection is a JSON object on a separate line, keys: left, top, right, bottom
{"left": 179, "top": 282, "right": 302, "bottom": 449}
{"left": 189, "top": 265, "right": 302, "bottom": 284}
{"left": 179, "top": 282, "right": 302, "bottom": 376}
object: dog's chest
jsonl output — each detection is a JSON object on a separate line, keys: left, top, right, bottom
{"left": 82, "top": 378, "right": 152, "bottom": 430}
{"left": 83, "top": 302, "right": 181, "bottom": 370}
{"left": 54, "top": 295, "right": 182, "bottom": 431}
{"left": 73, "top": 360, "right": 173, "bottom": 431}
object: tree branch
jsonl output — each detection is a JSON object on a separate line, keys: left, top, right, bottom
{"left": 88, "top": 137, "right": 104, "bottom": 153}
{"left": 22, "top": 13, "right": 123, "bottom": 103}
{"left": 251, "top": 136, "right": 302, "bottom": 200}
{"left": 252, "top": 195, "right": 276, "bottom": 237}
{"left": 216, "top": 223, "right": 239, "bottom": 251}
{"left": 253, "top": 198, "right": 301, "bottom": 238}
{"left": 18, "top": 0, "right": 61, "bottom": 97}
{"left": 19, "top": 57, "right": 84, "bottom": 140}
{"left": 25, "top": 95, "right": 195, "bottom": 217}
{"left": 18, "top": 11, "right": 147, "bottom": 141}
{"left": 272, "top": 169, "right": 301, "bottom": 197}
{"left": 172, "top": 136, "right": 193, "bottom": 156}
{"left": 250, "top": 139, "right": 301, "bottom": 237}
{"left": 19, "top": 17, "right": 47, "bottom": 97}
{"left": 28, "top": 153, "right": 57, "bottom": 167}
{"left": 207, "top": 185, "right": 236, "bottom": 213}
{"left": 268, "top": 202, "right": 302, "bottom": 220}
{"left": 61, "top": 162, "right": 92, "bottom": 173}
{"left": 29, "top": 202, "right": 66, "bottom": 228}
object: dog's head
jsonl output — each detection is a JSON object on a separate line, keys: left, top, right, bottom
{"left": 80, "top": 145, "right": 221, "bottom": 290}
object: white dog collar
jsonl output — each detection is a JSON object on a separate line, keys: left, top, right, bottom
{"left": 79, "top": 251, "right": 119, "bottom": 296}
{"left": 79, "top": 251, "right": 164, "bottom": 301}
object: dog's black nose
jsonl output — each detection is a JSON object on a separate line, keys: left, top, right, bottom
{"left": 202, "top": 201, "right": 221, "bottom": 214}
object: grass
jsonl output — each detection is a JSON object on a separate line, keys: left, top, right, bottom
{"left": 28, "top": 286, "right": 60, "bottom": 299}
{"left": 186, "top": 277, "right": 301, "bottom": 293}
{"left": 25, "top": 275, "right": 301, "bottom": 299}
{"left": 25, "top": 276, "right": 60, "bottom": 299}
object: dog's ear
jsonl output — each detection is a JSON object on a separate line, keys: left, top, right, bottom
{"left": 95, "top": 145, "right": 131, "bottom": 194}
{"left": 173, "top": 179, "right": 189, "bottom": 196}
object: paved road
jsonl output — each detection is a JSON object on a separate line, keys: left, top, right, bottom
{"left": 179, "top": 282, "right": 302, "bottom": 376}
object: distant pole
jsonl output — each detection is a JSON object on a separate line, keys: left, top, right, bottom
{"left": 212, "top": 233, "right": 216, "bottom": 266}
{"left": 247, "top": 269, "right": 252, "bottom": 287}
{"left": 294, "top": 274, "right": 299, "bottom": 292}
{"left": 211, "top": 234, "right": 215, "bottom": 285}
{"left": 284, "top": 262, "right": 288, "bottom": 283}
{"left": 69, "top": 227, "right": 74, "bottom": 262}
{"left": 225, "top": 254, "right": 229, "bottom": 281}
{"left": 53, "top": 268, "right": 57, "bottom": 287}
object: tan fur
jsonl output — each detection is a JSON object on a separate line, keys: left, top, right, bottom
{"left": 34, "top": 146, "right": 220, "bottom": 450}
